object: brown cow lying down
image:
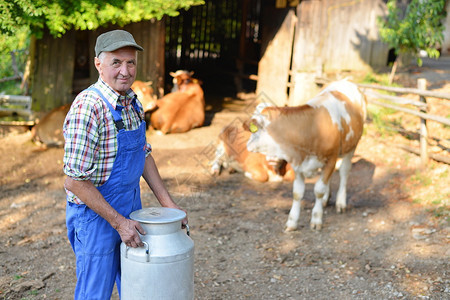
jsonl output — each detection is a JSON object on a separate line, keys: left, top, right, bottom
{"left": 31, "top": 103, "right": 71, "bottom": 147}
{"left": 131, "top": 80, "right": 156, "bottom": 113}
{"left": 210, "top": 124, "right": 294, "bottom": 182}
{"left": 150, "top": 70, "right": 205, "bottom": 134}
{"left": 131, "top": 80, "right": 157, "bottom": 129}
{"left": 245, "top": 79, "right": 367, "bottom": 231}
{"left": 131, "top": 80, "right": 157, "bottom": 112}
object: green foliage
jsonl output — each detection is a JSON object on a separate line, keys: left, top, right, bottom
{"left": 0, "top": 0, "right": 46, "bottom": 36}
{"left": 377, "top": 0, "right": 447, "bottom": 66}
{"left": 0, "top": 0, "right": 204, "bottom": 93}
{"left": 0, "top": 26, "right": 30, "bottom": 94}
{"left": 0, "top": 0, "right": 205, "bottom": 37}
{"left": 361, "top": 71, "right": 396, "bottom": 86}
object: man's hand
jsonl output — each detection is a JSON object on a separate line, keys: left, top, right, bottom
{"left": 116, "top": 217, "right": 146, "bottom": 248}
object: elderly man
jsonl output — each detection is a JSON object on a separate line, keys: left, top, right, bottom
{"left": 63, "top": 29, "right": 187, "bottom": 299}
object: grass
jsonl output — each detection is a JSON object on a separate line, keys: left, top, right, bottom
{"left": 359, "top": 71, "right": 449, "bottom": 225}
{"left": 408, "top": 165, "right": 449, "bottom": 225}
{"left": 411, "top": 170, "right": 432, "bottom": 186}
{"left": 428, "top": 206, "right": 450, "bottom": 219}
{"left": 366, "top": 104, "right": 399, "bottom": 137}
{"left": 444, "top": 114, "right": 450, "bottom": 129}
{"left": 359, "top": 72, "right": 405, "bottom": 136}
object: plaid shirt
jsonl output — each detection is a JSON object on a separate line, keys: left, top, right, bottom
{"left": 63, "top": 78, "right": 152, "bottom": 204}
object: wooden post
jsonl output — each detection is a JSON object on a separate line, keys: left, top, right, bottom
{"left": 417, "top": 78, "right": 428, "bottom": 167}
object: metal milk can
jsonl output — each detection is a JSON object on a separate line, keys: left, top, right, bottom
{"left": 120, "top": 207, "right": 194, "bottom": 300}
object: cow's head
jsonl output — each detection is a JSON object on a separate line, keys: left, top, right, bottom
{"left": 243, "top": 103, "right": 286, "bottom": 160}
{"left": 170, "top": 70, "right": 197, "bottom": 92}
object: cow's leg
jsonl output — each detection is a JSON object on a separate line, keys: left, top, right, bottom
{"left": 335, "top": 150, "right": 354, "bottom": 213}
{"left": 285, "top": 171, "right": 305, "bottom": 232}
{"left": 210, "top": 143, "right": 225, "bottom": 176}
{"left": 311, "top": 157, "right": 336, "bottom": 230}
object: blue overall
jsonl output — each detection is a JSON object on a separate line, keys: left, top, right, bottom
{"left": 66, "top": 87, "right": 146, "bottom": 299}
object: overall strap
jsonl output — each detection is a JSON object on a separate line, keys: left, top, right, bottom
{"left": 87, "top": 87, "right": 125, "bottom": 131}
{"left": 130, "top": 95, "right": 143, "bottom": 122}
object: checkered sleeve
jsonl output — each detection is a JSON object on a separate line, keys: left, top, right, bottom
{"left": 63, "top": 91, "right": 102, "bottom": 181}
{"left": 144, "top": 142, "right": 152, "bottom": 156}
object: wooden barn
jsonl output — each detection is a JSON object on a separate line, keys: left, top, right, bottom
{"left": 29, "top": 0, "right": 391, "bottom": 114}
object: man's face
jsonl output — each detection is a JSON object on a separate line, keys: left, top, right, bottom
{"left": 95, "top": 47, "right": 137, "bottom": 95}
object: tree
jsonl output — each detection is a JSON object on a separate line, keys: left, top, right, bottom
{"left": 377, "top": 0, "right": 447, "bottom": 83}
{"left": 0, "top": 0, "right": 204, "bottom": 37}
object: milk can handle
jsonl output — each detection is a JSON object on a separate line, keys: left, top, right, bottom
{"left": 125, "top": 241, "right": 150, "bottom": 262}
{"left": 142, "top": 241, "right": 150, "bottom": 262}
{"left": 185, "top": 224, "right": 190, "bottom": 236}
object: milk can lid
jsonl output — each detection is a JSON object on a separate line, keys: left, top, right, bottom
{"left": 129, "top": 207, "right": 186, "bottom": 224}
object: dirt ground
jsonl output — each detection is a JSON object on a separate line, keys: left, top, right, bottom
{"left": 0, "top": 66, "right": 449, "bottom": 299}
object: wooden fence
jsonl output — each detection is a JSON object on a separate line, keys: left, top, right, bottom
{"left": 317, "top": 77, "right": 450, "bottom": 166}
{"left": 0, "top": 94, "right": 34, "bottom": 125}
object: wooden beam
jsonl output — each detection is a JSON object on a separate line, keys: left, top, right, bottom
{"left": 366, "top": 98, "right": 450, "bottom": 126}
{"left": 398, "top": 144, "right": 450, "bottom": 165}
{"left": 0, "top": 120, "right": 35, "bottom": 126}
{"left": 0, "top": 95, "right": 32, "bottom": 104}
{"left": 363, "top": 90, "right": 427, "bottom": 108}
{"left": 357, "top": 83, "right": 450, "bottom": 100}
{"left": 315, "top": 77, "right": 450, "bottom": 100}
{"left": 418, "top": 78, "right": 429, "bottom": 166}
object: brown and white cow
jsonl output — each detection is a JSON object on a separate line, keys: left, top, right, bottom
{"left": 210, "top": 124, "right": 295, "bottom": 182}
{"left": 150, "top": 70, "right": 205, "bottom": 134}
{"left": 245, "top": 80, "right": 366, "bottom": 231}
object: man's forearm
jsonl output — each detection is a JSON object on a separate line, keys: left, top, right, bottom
{"left": 64, "top": 177, "right": 125, "bottom": 228}
{"left": 142, "top": 154, "right": 179, "bottom": 208}
{"left": 64, "top": 176, "right": 145, "bottom": 247}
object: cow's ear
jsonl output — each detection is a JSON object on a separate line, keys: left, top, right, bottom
{"left": 169, "top": 72, "right": 176, "bottom": 77}
{"left": 262, "top": 107, "right": 280, "bottom": 121}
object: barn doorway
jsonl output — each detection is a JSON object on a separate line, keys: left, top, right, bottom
{"left": 72, "top": 30, "right": 91, "bottom": 95}
{"left": 164, "top": 0, "right": 262, "bottom": 98}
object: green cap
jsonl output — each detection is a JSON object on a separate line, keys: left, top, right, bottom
{"left": 95, "top": 30, "right": 143, "bottom": 57}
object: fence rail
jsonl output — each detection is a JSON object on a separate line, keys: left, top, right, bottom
{"left": 316, "top": 77, "right": 450, "bottom": 166}
{"left": 0, "top": 94, "right": 33, "bottom": 122}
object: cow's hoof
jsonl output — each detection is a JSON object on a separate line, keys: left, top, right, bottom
{"left": 285, "top": 219, "right": 298, "bottom": 232}
{"left": 310, "top": 222, "right": 322, "bottom": 230}
{"left": 210, "top": 168, "right": 220, "bottom": 176}
{"left": 336, "top": 206, "right": 346, "bottom": 213}
{"left": 284, "top": 226, "right": 297, "bottom": 232}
